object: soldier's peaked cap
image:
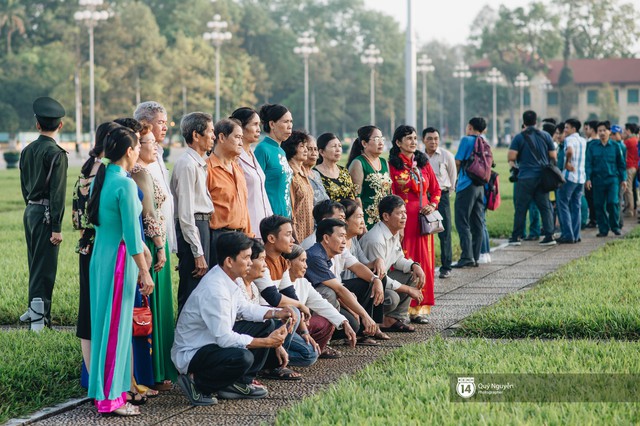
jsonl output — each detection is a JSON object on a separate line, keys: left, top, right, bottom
{"left": 33, "top": 97, "right": 66, "bottom": 119}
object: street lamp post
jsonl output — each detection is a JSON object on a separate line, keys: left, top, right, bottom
{"left": 453, "top": 62, "right": 472, "bottom": 139}
{"left": 514, "top": 72, "right": 530, "bottom": 127}
{"left": 294, "top": 32, "right": 318, "bottom": 131}
{"left": 486, "top": 67, "right": 503, "bottom": 147}
{"left": 417, "top": 54, "right": 434, "bottom": 131}
{"left": 539, "top": 77, "right": 553, "bottom": 120}
{"left": 203, "top": 14, "right": 232, "bottom": 122}
{"left": 74, "top": 0, "right": 109, "bottom": 149}
{"left": 361, "top": 44, "right": 383, "bottom": 126}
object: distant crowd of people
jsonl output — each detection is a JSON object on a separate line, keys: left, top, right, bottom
{"left": 19, "top": 95, "right": 637, "bottom": 416}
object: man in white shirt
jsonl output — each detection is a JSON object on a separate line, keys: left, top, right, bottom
{"left": 172, "top": 232, "right": 292, "bottom": 404}
{"left": 171, "top": 112, "right": 216, "bottom": 312}
{"left": 359, "top": 195, "right": 426, "bottom": 330}
{"left": 557, "top": 118, "right": 587, "bottom": 244}
{"left": 423, "top": 127, "right": 457, "bottom": 278}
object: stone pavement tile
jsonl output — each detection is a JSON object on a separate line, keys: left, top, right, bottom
{"left": 445, "top": 287, "right": 519, "bottom": 294}
{"left": 159, "top": 413, "right": 272, "bottom": 425}
{"left": 466, "top": 278, "right": 537, "bottom": 288}
{"left": 437, "top": 293, "right": 504, "bottom": 302}
{"left": 435, "top": 297, "right": 502, "bottom": 306}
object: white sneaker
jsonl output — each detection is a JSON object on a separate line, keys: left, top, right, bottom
{"left": 19, "top": 310, "right": 30, "bottom": 322}
{"left": 477, "top": 253, "right": 491, "bottom": 264}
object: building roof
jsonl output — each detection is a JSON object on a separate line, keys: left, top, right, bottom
{"left": 471, "top": 58, "right": 640, "bottom": 86}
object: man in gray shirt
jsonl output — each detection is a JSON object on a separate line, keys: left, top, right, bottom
{"left": 424, "top": 127, "right": 457, "bottom": 278}
{"left": 171, "top": 112, "right": 215, "bottom": 312}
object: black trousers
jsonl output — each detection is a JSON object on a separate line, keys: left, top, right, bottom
{"left": 176, "top": 219, "right": 211, "bottom": 313}
{"left": 76, "top": 249, "right": 92, "bottom": 339}
{"left": 437, "top": 191, "right": 453, "bottom": 272}
{"left": 23, "top": 204, "right": 59, "bottom": 324}
{"left": 188, "top": 320, "right": 275, "bottom": 394}
{"left": 511, "top": 178, "right": 555, "bottom": 240}
{"left": 343, "top": 278, "right": 385, "bottom": 327}
{"left": 454, "top": 185, "right": 484, "bottom": 263}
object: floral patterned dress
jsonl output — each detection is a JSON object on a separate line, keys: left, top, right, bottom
{"left": 315, "top": 165, "right": 357, "bottom": 201}
{"left": 130, "top": 164, "right": 177, "bottom": 383}
{"left": 352, "top": 155, "right": 393, "bottom": 229}
{"left": 389, "top": 153, "right": 441, "bottom": 315}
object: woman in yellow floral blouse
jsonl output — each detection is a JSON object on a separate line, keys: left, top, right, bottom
{"left": 314, "top": 133, "right": 357, "bottom": 201}
{"left": 347, "top": 125, "right": 393, "bottom": 229}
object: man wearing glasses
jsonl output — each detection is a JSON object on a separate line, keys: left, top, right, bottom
{"left": 423, "top": 127, "right": 457, "bottom": 278}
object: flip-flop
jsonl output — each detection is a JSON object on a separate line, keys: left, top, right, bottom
{"left": 126, "top": 391, "right": 147, "bottom": 406}
{"left": 410, "top": 315, "right": 430, "bottom": 324}
{"left": 356, "top": 336, "right": 380, "bottom": 346}
{"left": 380, "top": 320, "right": 416, "bottom": 333}
{"left": 259, "top": 367, "right": 302, "bottom": 381}
{"left": 319, "top": 346, "right": 342, "bottom": 359}
{"left": 373, "top": 330, "right": 391, "bottom": 340}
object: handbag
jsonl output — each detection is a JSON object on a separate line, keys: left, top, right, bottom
{"left": 132, "top": 294, "right": 153, "bottom": 337}
{"left": 522, "top": 130, "right": 565, "bottom": 192}
{"left": 418, "top": 168, "right": 444, "bottom": 235}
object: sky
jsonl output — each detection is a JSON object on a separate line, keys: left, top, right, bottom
{"left": 364, "top": 0, "right": 541, "bottom": 46}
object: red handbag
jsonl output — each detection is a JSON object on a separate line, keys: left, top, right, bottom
{"left": 132, "top": 295, "right": 153, "bottom": 337}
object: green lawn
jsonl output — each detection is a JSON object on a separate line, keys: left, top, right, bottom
{"left": 0, "top": 330, "right": 83, "bottom": 424}
{"left": 275, "top": 336, "right": 640, "bottom": 425}
{"left": 456, "top": 227, "right": 640, "bottom": 340}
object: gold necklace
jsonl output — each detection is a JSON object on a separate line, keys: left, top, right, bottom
{"left": 363, "top": 153, "right": 381, "bottom": 171}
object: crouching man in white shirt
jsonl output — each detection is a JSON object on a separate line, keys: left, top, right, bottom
{"left": 171, "top": 232, "right": 294, "bottom": 405}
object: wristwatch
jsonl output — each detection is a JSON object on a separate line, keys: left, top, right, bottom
{"left": 370, "top": 274, "right": 379, "bottom": 284}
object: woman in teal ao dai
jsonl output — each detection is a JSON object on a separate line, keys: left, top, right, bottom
{"left": 87, "top": 127, "right": 154, "bottom": 416}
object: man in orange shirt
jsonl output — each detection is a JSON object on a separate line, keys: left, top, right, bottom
{"left": 206, "top": 119, "right": 252, "bottom": 267}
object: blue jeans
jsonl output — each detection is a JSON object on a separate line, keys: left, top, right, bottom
{"left": 556, "top": 181, "right": 584, "bottom": 241}
{"left": 481, "top": 209, "right": 490, "bottom": 254}
{"left": 276, "top": 307, "right": 318, "bottom": 368}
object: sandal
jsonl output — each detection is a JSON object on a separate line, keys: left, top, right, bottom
{"left": 373, "top": 330, "right": 391, "bottom": 340}
{"left": 111, "top": 402, "right": 140, "bottom": 417}
{"left": 135, "top": 383, "right": 160, "bottom": 398}
{"left": 356, "top": 336, "right": 380, "bottom": 346}
{"left": 319, "top": 345, "right": 342, "bottom": 359}
{"left": 410, "top": 315, "right": 430, "bottom": 324}
{"left": 380, "top": 320, "right": 416, "bottom": 333}
{"left": 126, "top": 391, "right": 147, "bottom": 406}
{"left": 151, "top": 380, "right": 173, "bottom": 392}
{"left": 259, "top": 367, "right": 302, "bottom": 381}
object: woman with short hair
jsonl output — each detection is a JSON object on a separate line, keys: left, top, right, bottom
{"left": 347, "top": 125, "right": 393, "bottom": 229}
{"left": 314, "top": 133, "right": 357, "bottom": 201}
{"left": 130, "top": 122, "right": 177, "bottom": 390}
{"left": 231, "top": 107, "right": 273, "bottom": 234}
{"left": 254, "top": 104, "right": 294, "bottom": 218}
{"left": 282, "top": 130, "right": 315, "bottom": 242}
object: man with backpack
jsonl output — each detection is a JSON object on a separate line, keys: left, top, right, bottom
{"left": 453, "top": 117, "right": 491, "bottom": 268}
{"left": 508, "top": 110, "right": 557, "bottom": 246}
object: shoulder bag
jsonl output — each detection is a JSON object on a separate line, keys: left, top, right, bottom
{"left": 417, "top": 166, "right": 444, "bottom": 235}
{"left": 522, "top": 130, "right": 565, "bottom": 192}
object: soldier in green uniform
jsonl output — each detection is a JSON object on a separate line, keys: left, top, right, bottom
{"left": 585, "top": 121, "right": 626, "bottom": 237}
{"left": 19, "top": 97, "right": 68, "bottom": 327}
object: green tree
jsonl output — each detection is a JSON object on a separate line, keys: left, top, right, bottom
{"left": 556, "top": 0, "right": 640, "bottom": 59}
{"left": 598, "top": 83, "right": 619, "bottom": 123}
{"left": 0, "top": 0, "right": 27, "bottom": 56}
{"left": 471, "top": 2, "right": 561, "bottom": 134}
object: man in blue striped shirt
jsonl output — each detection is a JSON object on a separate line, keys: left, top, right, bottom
{"left": 556, "top": 118, "right": 587, "bottom": 244}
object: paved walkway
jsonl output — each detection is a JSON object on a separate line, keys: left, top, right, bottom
{"left": 11, "top": 223, "right": 636, "bottom": 425}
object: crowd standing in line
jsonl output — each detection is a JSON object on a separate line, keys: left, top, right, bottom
{"left": 18, "top": 94, "right": 639, "bottom": 415}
